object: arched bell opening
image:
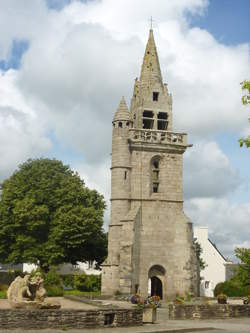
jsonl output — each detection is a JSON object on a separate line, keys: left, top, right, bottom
{"left": 148, "top": 265, "right": 166, "bottom": 299}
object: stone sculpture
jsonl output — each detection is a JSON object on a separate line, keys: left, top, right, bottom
{"left": 7, "top": 273, "right": 60, "bottom": 309}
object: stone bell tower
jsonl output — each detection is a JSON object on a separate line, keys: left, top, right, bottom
{"left": 101, "top": 29, "right": 198, "bottom": 299}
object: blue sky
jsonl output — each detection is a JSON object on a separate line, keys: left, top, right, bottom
{"left": 191, "top": 0, "right": 250, "bottom": 45}
{"left": 0, "top": 0, "right": 249, "bottom": 258}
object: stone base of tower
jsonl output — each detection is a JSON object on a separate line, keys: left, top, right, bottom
{"left": 101, "top": 264, "right": 120, "bottom": 296}
{"left": 102, "top": 205, "right": 199, "bottom": 300}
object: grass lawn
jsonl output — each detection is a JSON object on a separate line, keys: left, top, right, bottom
{"left": 0, "top": 291, "right": 7, "bottom": 299}
{"left": 0, "top": 289, "right": 101, "bottom": 299}
{"left": 64, "top": 290, "right": 101, "bottom": 297}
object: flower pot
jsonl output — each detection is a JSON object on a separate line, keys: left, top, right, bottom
{"left": 143, "top": 307, "right": 157, "bottom": 323}
{"left": 217, "top": 294, "right": 227, "bottom": 304}
{"left": 217, "top": 298, "right": 227, "bottom": 304}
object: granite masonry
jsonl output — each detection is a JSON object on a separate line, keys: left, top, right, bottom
{"left": 0, "top": 308, "right": 143, "bottom": 329}
{"left": 101, "top": 29, "right": 199, "bottom": 300}
{"left": 169, "top": 304, "right": 250, "bottom": 319}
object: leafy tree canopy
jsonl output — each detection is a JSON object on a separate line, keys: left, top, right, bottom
{"left": 0, "top": 158, "right": 107, "bottom": 272}
{"left": 239, "top": 80, "right": 250, "bottom": 148}
{"left": 233, "top": 247, "right": 250, "bottom": 288}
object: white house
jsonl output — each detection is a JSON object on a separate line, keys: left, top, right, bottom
{"left": 193, "top": 226, "right": 233, "bottom": 297}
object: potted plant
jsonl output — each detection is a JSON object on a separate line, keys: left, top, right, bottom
{"left": 243, "top": 295, "right": 250, "bottom": 305}
{"left": 174, "top": 296, "right": 185, "bottom": 305}
{"left": 130, "top": 294, "right": 161, "bottom": 323}
{"left": 217, "top": 293, "right": 227, "bottom": 304}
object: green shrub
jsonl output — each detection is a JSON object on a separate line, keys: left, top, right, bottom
{"left": 45, "top": 285, "right": 64, "bottom": 297}
{"left": 0, "top": 284, "right": 8, "bottom": 291}
{"left": 43, "top": 267, "right": 64, "bottom": 296}
{"left": 61, "top": 274, "right": 74, "bottom": 289}
{"left": 74, "top": 274, "right": 101, "bottom": 292}
{"left": 0, "top": 270, "right": 24, "bottom": 286}
{"left": 0, "top": 290, "right": 7, "bottom": 299}
{"left": 214, "top": 280, "right": 249, "bottom": 297}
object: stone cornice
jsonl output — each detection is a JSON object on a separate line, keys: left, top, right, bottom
{"left": 110, "top": 197, "right": 183, "bottom": 203}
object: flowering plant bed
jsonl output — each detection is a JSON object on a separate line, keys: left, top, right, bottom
{"left": 130, "top": 295, "right": 161, "bottom": 309}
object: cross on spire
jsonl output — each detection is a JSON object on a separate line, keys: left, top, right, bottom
{"left": 149, "top": 16, "right": 154, "bottom": 30}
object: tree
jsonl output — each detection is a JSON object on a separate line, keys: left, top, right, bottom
{"left": 239, "top": 80, "right": 250, "bottom": 148}
{"left": 233, "top": 247, "right": 250, "bottom": 288}
{"left": 0, "top": 158, "right": 107, "bottom": 272}
{"left": 193, "top": 239, "right": 206, "bottom": 271}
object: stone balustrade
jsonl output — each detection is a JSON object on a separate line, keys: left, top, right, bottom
{"left": 129, "top": 129, "right": 187, "bottom": 145}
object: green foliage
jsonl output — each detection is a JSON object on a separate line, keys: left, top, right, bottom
{"left": 0, "top": 270, "right": 24, "bottom": 286}
{"left": 73, "top": 274, "right": 101, "bottom": 292}
{"left": 233, "top": 247, "right": 250, "bottom": 287}
{"left": 0, "top": 284, "right": 8, "bottom": 291}
{"left": 0, "top": 290, "right": 7, "bottom": 299}
{"left": 174, "top": 295, "right": 185, "bottom": 304}
{"left": 239, "top": 80, "right": 250, "bottom": 148}
{"left": 0, "top": 283, "right": 8, "bottom": 299}
{"left": 45, "top": 285, "right": 64, "bottom": 297}
{"left": 43, "top": 267, "right": 62, "bottom": 289}
{"left": 241, "top": 80, "right": 250, "bottom": 105}
{"left": 0, "top": 158, "right": 107, "bottom": 271}
{"left": 61, "top": 274, "right": 75, "bottom": 289}
{"left": 193, "top": 239, "right": 206, "bottom": 270}
{"left": 214, "top": 280, "right": 249, "bottom": 297}
{"left": 64, "top": 290, "right": 101, "bottom": 297}
{"left": 33, "top": 267, "right": 64, "bottom": 297}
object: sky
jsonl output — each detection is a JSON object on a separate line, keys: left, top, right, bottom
{"left": 0, "top": 0, "right": 249, "bottom": 260}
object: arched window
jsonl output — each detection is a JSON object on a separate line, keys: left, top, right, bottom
{"left": 118, "top": 122, "right": 123, "bottom": 128}
{"left": 151, "top": 157, "right": 160, "bottom": 193}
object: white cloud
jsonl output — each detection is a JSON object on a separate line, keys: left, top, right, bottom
{"left": 74, "top": 158, "right": 111, "bottom": 229}
{"left": 185, "top": 198, "right": 250, "bottom": 259}
{"left": 0, "top": 0, "right": 249, "bottom": 257}
{"left": 0, "top": 70, "right": 51, "bottom": 181}
{"left": 10, "top": 0, "right": 248, "bottom": 163}
{"left": 183, "top": 141, "right": 241, "bottom": 199}
{"left": 0, "top": 0, "right": 48, "bottom": 60}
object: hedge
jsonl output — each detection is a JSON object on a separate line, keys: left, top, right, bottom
{"left": 214, "top": 280, "right": 249, "bottom": 297}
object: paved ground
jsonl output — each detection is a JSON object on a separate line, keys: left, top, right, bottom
{"left": 0, "top": 299, "right": 249, "bottom": 332}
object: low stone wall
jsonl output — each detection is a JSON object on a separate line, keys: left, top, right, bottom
{"left": 169, "top": 304, "right": 250, "bottom": 319}
{"left": 0, "top": 308, "right": 143, "bottom": 329}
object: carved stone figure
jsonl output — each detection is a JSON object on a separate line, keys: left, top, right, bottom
{"left": 7, "top": 274, "right": 60, "bottom": 309}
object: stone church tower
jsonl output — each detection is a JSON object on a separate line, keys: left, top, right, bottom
{"left": 102, "top": 29, "right": 198, "bottom": 299}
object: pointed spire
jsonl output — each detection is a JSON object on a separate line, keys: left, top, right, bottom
{"left": 140, "top": 29, "right": 163, "bottom": 86}
{"left": 113, "top": 96, "right": 131, "bottom": 121}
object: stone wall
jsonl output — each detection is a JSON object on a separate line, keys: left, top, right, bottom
{"left": 0, "top": 308, "right": 142, "bottom": 329}
{"left": 169, "top": 304, "right": 250, "bottom": 319}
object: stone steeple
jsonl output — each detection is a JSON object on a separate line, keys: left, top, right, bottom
{"left": 140, "top": 29, "right": 163, "bottom": 87}
{"left": 131, "top": 28, "right": 172, "bottom": 131}
{"left": 102, "top": 28, "right": 198, "bottom": 300}
{"left": 113, "top": 96, "right": 131, "bottom": 122}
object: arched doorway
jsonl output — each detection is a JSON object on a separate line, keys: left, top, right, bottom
{"left": 151, "top": 276, "right": 162, "bottom": 298}
{"left": 148, "top": 265, "right": 166, "bottom": 299}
